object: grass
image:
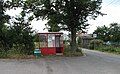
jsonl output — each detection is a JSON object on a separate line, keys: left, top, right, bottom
{"left": 63, "top": 50, "right": 83, "bottom": 57}
{"left": 0, "top": 44, "right": 84, "bottom": 59}
{"left": 63, "top": 45, "right": 84, "bottom": 57}
{"left": 95, "top": 45, "right": 120, "bottom": 55}
{"left": 0, "top": 49, "right": 35, "bottom": 59}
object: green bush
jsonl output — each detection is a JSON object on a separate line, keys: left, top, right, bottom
{"left": 0, "top": 48, "right": 33, "bottom": 59}
{"left": 89, "top": 39, "right": 103, "bottom": 49}
{"left": 63, "top": 45, "right": 83, "bottom": 57}
{"left": 7, "top": 49, "right": 26, "bottom": 59}
{"left": 12, "top": 44, "right": 34, "bottom": 55}
{"left": 0, "top": 50, "right": 8, "bottom": 58}
{"left": 96, "top": 45, "right": 111, "bottom": 52}
{"left": 115, "top": 47, "right": 120, "bottom": 54}
{"left": 95, "top": 45, "right": 120, "bottom": 54}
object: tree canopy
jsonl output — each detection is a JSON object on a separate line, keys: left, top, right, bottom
{"left": 9, "top": 11, "right": 35, "bottom": 54}
{"left": 14, "top": 0, "right": 103, "bottom": 50}
{"left": 94, "top": 25, "right": 109, "bottom": 42}
{"left": 94, "top": 23, "right": 120, "bottom": 45}
{"left": 1, "top": 0, "right": 103, "bottom": 51}
{"left": 0, "top": 0, "right": 35, "bottom": 54}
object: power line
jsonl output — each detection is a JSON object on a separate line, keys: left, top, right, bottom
{"left": 105, "top": 0, "right": 117, "bottom": 7}
{"left": 105, "top": 0, "right": 120, "bottom": 7}
{"left": 102, "top": 0, "right": 120, "bottom": 11}
{"left": 113, "top": 0, "right": 120, "bottom": 7}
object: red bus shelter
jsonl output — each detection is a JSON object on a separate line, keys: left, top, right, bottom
{"left": 37, "top": 32, "right": 64, "bottom": 55}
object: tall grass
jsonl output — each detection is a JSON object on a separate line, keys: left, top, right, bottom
{"left": 95, "top": 45, "right": 120, "bottom": 54}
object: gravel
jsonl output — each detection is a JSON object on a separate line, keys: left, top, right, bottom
{"left": 0, "top": 49, "right": 120, "bottom": 74}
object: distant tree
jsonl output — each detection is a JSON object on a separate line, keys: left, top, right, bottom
{"left": 94, "top": 25, "right": 110, "bottom": 42}
{"left": 109, "top": 23, "right": 120, "bottom": 44}
{"left": 94, "top": 23, "right": 120, "bottom": 45}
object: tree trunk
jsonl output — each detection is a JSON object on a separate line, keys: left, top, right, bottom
{"left": 70, "top": 28, "right": 77, "bottom": 51}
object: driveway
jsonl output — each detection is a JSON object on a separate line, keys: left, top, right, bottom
{"left": 0, "top": 49, "right": 120, "bottom": 74}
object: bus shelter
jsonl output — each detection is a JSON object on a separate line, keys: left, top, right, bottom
{"left": 37, "top": 32, "right": 64, "bottom": 55}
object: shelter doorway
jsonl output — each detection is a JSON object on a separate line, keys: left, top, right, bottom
{"left": 55, "top": 35, "right": 61, "bottom": 53}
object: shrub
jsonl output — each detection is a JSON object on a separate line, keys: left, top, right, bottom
{"left": 0, "top": 50, "right": 8, "bottom": 58}
{"left": 95, "top": 45, "right": 120, "bottom": 54}
{"left": 89, "top": 39, "right": 103, "bottom": 49}
{"left": 7, "top": 49, "right": 26, "bottom": 59}
{"left": 0, "top": 48, "right": 34, "bottom": 59}
{"left": 63, "top": 45, "right": 83, "bottom": 57}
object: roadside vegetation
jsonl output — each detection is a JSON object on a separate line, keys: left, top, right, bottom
{"left": 1, "top": 0, "right": 120, "bottom": 58}
{"left": 0, "top": 1, "right": 35, "bottom": 58}
{"left": 96, "top": 45, "right": 120, "bottom": 54}
{"left": 0, "top": 0, "right": 103, "bottom": 58}
{"left": 63, "top": 43, "right": 83, "bottom": 57}
{"left": 89, "top": 23, "right": 120, "bottom": 54}
{"left": 90, "top": 44, "right": 120, "bottom": 55}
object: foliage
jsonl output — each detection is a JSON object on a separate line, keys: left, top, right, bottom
{"left": 94, "top": 25, "right": 109, "bottom": 42}
{"left": 89, "top": 39, "right": 103, "bottom": 49}
{"left": 109, "top": 23, "right": 120, "bottom": 44}
{"left": 0, "top": 0, "right": 103, "bottom": 57}
{"left": 9, "top": 11, "right": 35, "bottom": 55}
{"left": 77, "top": 37, "right": 82, "bottom": 47}
{"left": 19, "top": 0, "right": 103, "bottom": 50}
{"left": 0, "top": 50, "right": 8, "bottom": 58}
{"left": 7, "top": 49, "right": 35, "bottom": 59}
{"left": 95, "top": 45, "right": 120, "bottom": 54}
{"left": 0, "top": 48, "right": 33, "bottom": 59}
{"left": 0, "top": 0, "right": 35, "bottom": 57}
{"left": 34, "top": 33, "right": 40, "bottom": 42}
{"left": 94, "top": 23, "right": 120, "bottom": 44}
{"left": 63, "top": 44, "right": 83, "bottom": 56}
{"left": 0, "top": 0, "right": 11, "bottom": 51}
{"left": 44, "top": 21, "right": 61, "bottom": 32}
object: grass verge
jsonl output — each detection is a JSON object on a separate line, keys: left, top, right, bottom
{"left": 94, "top": 45, "right": 120, "bottom": 55}
{"left": 63, "top": 45, "right": 84, "bottom": 57}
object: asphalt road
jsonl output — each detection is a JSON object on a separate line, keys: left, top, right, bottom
{"left": 0, "top": 49, "right": 120, "bottom": 74}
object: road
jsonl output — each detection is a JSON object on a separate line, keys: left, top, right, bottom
{"left": 0, "top": 49, "right": 120, "bottom": 74}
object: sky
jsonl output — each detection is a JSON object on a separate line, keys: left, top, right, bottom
{"left": 6, "top": 0, "right": 120, "bottom": 34}
{"left": 88, "top": 0, "right": 120, "bottom": 34}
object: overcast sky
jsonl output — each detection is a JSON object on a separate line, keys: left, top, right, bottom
{"left": 6, "top": 0, "right": 120, "bottom": 34}
{"left": 88, "top": 0, "right": 120, "bottom": 33}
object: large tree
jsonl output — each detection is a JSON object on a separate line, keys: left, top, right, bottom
{"left": 12, "top": 0, "right": 103, "bottom": 50}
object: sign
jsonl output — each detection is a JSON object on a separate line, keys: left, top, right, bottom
{"left": 93, "top": 34, "right": 97, "bottom": 38}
